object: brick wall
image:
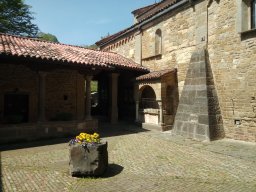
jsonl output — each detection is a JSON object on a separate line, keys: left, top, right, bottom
{"left": 0, "top": 64, "right": 38, "bottom": 122}
{"left": 0, "top": 63, "right": 85, "bottom": 123}
{"left": 46, "top": 69, "right": 85, "bottom": 121}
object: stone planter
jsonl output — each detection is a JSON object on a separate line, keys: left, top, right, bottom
{"left": 69, "top": 142, "right": 108, "bottom": 177}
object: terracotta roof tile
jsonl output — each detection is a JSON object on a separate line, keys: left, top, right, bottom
{"left": 95, "top": 25, "right": 137, "bottom": 46}
{"left": 136, "top": 0, "right": 178, "bottom": 22}
{"left": 0, "top": 33, "right": 148, "bottom": 72}
{"left": 132, "top": 3, "right": 159, "bottom": 16}
{"left": 136, "top": 68, "right": 177, "bottom": 81}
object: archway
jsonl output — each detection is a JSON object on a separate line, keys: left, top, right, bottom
{"left": 139, "top": 85, "right": 158, "bottom": 110}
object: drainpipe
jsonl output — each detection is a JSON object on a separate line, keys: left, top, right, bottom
{"left": 206, "top": 0, "right": 211, "bottom": 50}
{"left": 206, "top": 0, "right": 213, "bottom": 51}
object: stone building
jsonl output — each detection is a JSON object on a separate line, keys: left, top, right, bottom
{"left": 96, "top": 0, "right": 256, "bottom": 142}
{"left": 0, "top": 33, "right": 148, "bottom": 143}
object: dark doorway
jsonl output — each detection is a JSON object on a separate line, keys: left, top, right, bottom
{"left": 4, "top": 94, "right": 29, "bottom": 123}
{"left": 93, "top": 74, "right": 109, "bottom": 119}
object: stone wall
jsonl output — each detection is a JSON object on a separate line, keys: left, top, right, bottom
{"left": 138, "top": 82, "right": 162, "bottom": 100}
{"left": 207, "top": 0, "right": 256, "bottom": 142}
{"left": 161, "top": 72, "right": 179, "bottom": 128}
{"left": 141, "top": 4, "right": 197, "bottom": 73}
{"left": 102, "top": 35, "right": 136, "bottom": 60}
{"left": 173, "top": 48, "right": 225, "bottom": 141}
{"left": 0, "top": 119, "right": 98, "bottom": 144}
{"left": 0, "top": 64, "right": 38, "bottom": 122}
{"left": 100, "top": 0, "right": 256, "bottom": 142}
{"left": 0, "top": 63, "right": 85, "bottom": 123}
{"left": 46, "top": 69, "right": 85, "bottom": 121}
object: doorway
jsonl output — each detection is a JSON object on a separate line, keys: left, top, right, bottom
{"left": 4, "top": 94, "right": 29, "bottom": 123}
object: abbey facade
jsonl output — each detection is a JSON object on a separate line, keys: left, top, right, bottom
{"left": 96, "top": 0, "right": 256, "bottom": 142}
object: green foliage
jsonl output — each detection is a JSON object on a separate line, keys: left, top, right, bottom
{"left": 84, "top": 44, "right": 98, "bottom": 50}
{"left": 0, "top": 0, "right": 39, "bottom": 36}
{"left": 91, "top": 81, "right": 98, "bottom": 92}
{"left": 37, "top": 32, "right": 59, "bottom": 42}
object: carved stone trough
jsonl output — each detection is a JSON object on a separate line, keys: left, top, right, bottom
{"left": 69, "top": 141, "right": 108, "bottom": 177}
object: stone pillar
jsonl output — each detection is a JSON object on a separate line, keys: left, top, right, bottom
{"left": 172, "top": 48, "right": 223, "bottom": 141}
{"left": 158, "top": 100, "right": 163, "bottom": 126}
{"left": 85, "top": 75, "right": 93, "bottom": 120}
{"left": 38, "top": 72, "right": 47, "bottom": 122}
{"left": 76, "top": 73, "right": 85, "bottom": 121}
{"left": 134, "top": 83, "right": 140, "bottom": 122}
{"left": 135, "top": 100, "right": 139, "bottom": 122}
{"left": 110, "top": 73, "right": 119, "bottom": 124}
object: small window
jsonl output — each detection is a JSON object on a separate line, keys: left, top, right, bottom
{"left": 239, "top": 0, "right": 256, "bottom": 31}
{"left": 155, "top": 29, "right": 162, "bottom": 55}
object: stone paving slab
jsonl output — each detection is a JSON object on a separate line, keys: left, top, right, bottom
{"left": 0, "top": 123, "right": 256, "bottom": 192}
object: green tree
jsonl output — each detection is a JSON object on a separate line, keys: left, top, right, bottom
{"left": 84, "top": 44, "right": 98, "bottom": 50}
{"left": 0, "top": 0, "right": 38, "bottom": 36}
{"left": 37, "top": 32, "right": 59, "bottom": 43}
{"left": 91, "top": 81, "right": 98, "bottom": 92}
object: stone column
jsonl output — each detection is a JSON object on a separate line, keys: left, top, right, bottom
{"left": 134, "top": 83, "right": 139, "bottom": 122}
{"left": 158, "top": 100, "right": 163, "bottom": 126}
{"left": 85, "top": 75, "right": 93, "bottom": 120}
{"left": 110, "top": 73, "right": 119, "bottom": 124}
{"left": 38, "top": 72, "right": 47, "bottom": 122}
{"left": 135, "top": 100, "right": 139, "bottom": 122}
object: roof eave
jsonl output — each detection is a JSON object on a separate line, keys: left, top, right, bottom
{"left": 97, "top": 0, "right": 190, "bottom": 48}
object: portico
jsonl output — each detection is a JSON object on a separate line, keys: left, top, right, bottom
{"left": 0, "top": 33, "right": 148, "bottom": 143}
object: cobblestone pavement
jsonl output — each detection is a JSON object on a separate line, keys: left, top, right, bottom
{"left": 0, "top": 123, "right": 256, "bottom": 192}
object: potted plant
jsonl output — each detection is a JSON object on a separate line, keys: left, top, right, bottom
{"left": 69, "top": 132, "right": 108, "bottom": 177}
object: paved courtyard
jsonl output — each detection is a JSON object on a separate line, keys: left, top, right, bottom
{"left": 0, "top": 122, "right": 256, "bottom": 192}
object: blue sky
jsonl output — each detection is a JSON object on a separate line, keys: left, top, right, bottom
{"left": 24, "top": 0, "right": 156, "bottom": 46}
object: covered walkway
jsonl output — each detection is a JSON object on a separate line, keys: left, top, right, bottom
{"left": 0, "top": 33, "right": 148, "bottom": 143}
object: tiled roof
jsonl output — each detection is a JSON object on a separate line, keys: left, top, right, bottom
{"left": 131, "top": 3, "right": 159, "bottom": 16}
{"left": 95, "top": 25, "right": 136, "bottom": 47}
{"left": 136, "top": 0, "right": 178, "bottom": 22}
{"left": 0, "top": 33, "right": 148, "bottom": 72}
{"left": 136, "top": 68, "right": 177, "bottom": 81}
{"left": 96, "top": 3, "right": 161, "bottom": 46}
{"left": 96, "top": 0, "right": 182, "bottom": 47}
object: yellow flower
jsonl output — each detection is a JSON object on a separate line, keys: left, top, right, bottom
{"left": 93, "top": 133, "right": 99, "bottom": 139}
{"left": 75, "top": 132, "right": 101, "bottom": 144}
{"left": 79, "top": 133, "right": 86, "bottom": 140}
{"left": 76, "top": 135, "right": 82, "bottom": 141}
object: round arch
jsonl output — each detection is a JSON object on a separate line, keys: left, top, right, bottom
{"left": 139, "top": 85, "right": 158, "bottom": 109}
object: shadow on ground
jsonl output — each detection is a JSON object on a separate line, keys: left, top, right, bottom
{"left": 71, "top": 164, "right": 124, "bottom": 179}
{"left": 0, "top": 137, "right": 70, "bottom": 152}
{"left": 0, "top": 121, "right": 148, "bottom": 151}
{"left": 98, "top": 121, "right": 149, "bottom": 138}
{"left": 102, "top": 163, "right": 124, "bottom": 178}
{"left": 0, "top": 152, "right": 2, "bottom": 192}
